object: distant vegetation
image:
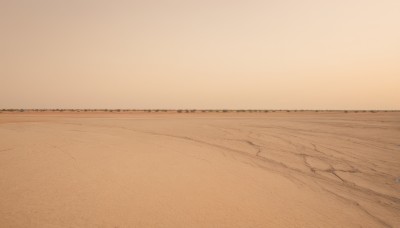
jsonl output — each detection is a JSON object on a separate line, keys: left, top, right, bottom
{"left": 0, "top": 109, "right": 398, "bottom": 113}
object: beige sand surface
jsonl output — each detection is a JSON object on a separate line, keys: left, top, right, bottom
{"left": 0, "top": 112, "right": 399, "bottom": 227}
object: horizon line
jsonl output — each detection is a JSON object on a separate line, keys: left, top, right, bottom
{"left": 1, "top": 109, "right": 399, "bottom": 112}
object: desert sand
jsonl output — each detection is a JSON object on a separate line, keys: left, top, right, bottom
{"left": 0, "top": 111, "right": 399, "bottom": 227}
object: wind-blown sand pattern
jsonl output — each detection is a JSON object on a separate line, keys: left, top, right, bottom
{"left": 0, "top": 112, "right": 399, "bottom": 227}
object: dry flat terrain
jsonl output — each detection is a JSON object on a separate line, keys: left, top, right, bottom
{"left": 0, "top": 112, "right": 399, "bottom": 227}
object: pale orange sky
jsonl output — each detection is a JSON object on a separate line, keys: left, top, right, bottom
{"left": 1, "top": 0, "right": 399, "bottom": 109}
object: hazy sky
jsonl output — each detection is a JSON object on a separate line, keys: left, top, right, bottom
{"left": 1, "top": 0, "right": 399, "bottom": 109}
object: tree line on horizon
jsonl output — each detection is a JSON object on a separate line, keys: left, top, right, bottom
{"left": 0, "top": 109, "right": 396, "bottom": 113}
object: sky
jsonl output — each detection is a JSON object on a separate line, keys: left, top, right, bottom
{"left": 1, "top": 0, "right": 399, "bottom": 109}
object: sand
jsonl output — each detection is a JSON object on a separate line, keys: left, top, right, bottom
{"left": 0, "top": 112, "right": 399, "bottom": 227}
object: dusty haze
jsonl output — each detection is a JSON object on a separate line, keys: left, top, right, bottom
{"left": 1, "top": 0, "right": 400, "bottom": 109}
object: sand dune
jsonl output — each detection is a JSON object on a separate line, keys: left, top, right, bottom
{"left": 0, "top": 112, "right": 399, "bottom": 227}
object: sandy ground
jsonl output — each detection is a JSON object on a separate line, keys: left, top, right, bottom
{"left": 0, "top": 112, "right": 399, "bottom": 227}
